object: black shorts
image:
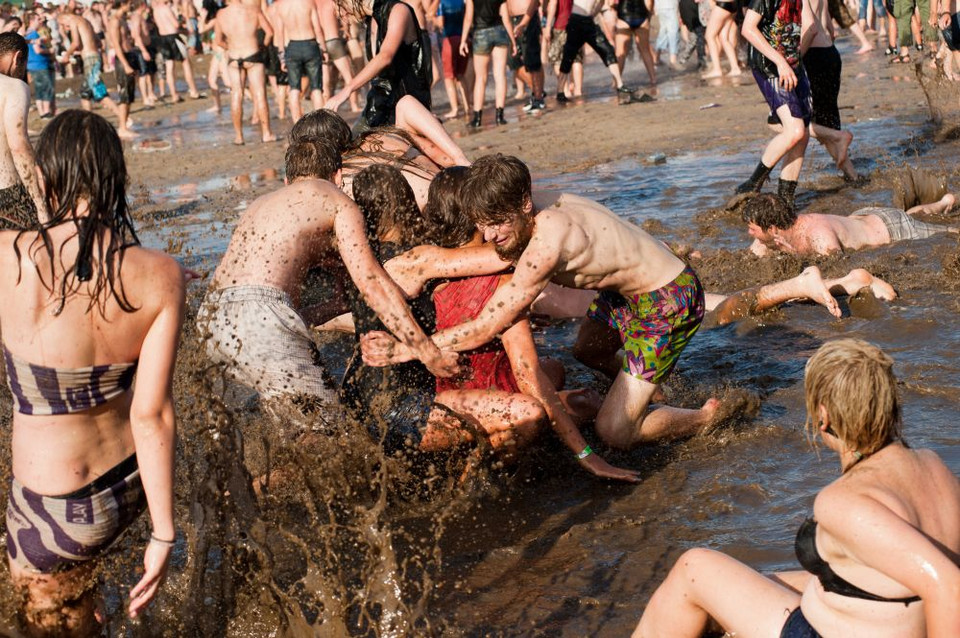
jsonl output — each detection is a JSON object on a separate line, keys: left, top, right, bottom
{"left": 265, "top": 44, "right": 288, "bottom": 84}
{"left": 508, "top": 15, "right": 543, "bottom": 72}
{"left": 560, "top": 14, "right": 617, "bottom": 73}
{"left": 802, "top": 45, "right": 842, "bottom": 130}
{"left": 116, "top": 52, "right": 138, "bottom": 105}
{"left": 157, "top": 33, "right": 185, "bottom": 62}
{"left": 285, "top": 39, "right": 322, "bottom": 93}
{"left": 944, "top": 13, "right": 960, "bottom": 52}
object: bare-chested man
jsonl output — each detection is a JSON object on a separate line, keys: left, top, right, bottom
{"left": 58, "top": 5, "right": 136, "bottom": 138}
{"left": 744, "top": 192, "right": 959, "bottom": 256}
{"left": 214, "top": 0, "right": 276, "bottom": 144}
{"left": 0, "top": 33, "right": 45, "bottom": 228}
{"left": 363, "top": 154, "right": 729, "bottom": 452}
{"left": 129, "top": 0, "right": 159, "bottom": 106}
{"left": 315, "top": 0, "right": 361, "bottom": 111}
{"left": 199, "top": 138, "right": 456, "bottom": 405}
{"left": 105, "top": 0, "right": 139, "bottom": 135}
{"left": 273, "top": 0, "right": 324, "bottom": 120}
{"left": 152, "top": 0, "right": 202, "bottom": 100}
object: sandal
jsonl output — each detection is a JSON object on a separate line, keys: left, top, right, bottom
{"left": 890, "top": 54, "right": 911, "bottom": 64}
{"left": 884, "top": 46, "right": 897, "bottom": 55}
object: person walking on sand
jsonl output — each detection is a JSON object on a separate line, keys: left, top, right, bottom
{"left": 152, "top": 0, "right": 204, "bottom": 101}
{"left": 361, "top": 154, "right": 738, "bottom": 453}
{"left": 0, "top": 33, "right": 46, "bottom": 228}
{"left": 735, "top": 0, "right": 810, "bottom": 210}
{"left": 273, "top": 0, "right": 324, "bottom": 121}
{"left": 105, "top": 0, "right": 140, "bottom": 145}
{"left": 315, "top": 0, "right": 362, "bottom": 113}
{"left": 214, "top": 0, "right": 276, "bottom": 144}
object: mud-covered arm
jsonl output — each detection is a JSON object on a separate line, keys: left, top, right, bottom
{"left": 387, "top": 243, "right": 510, "bottom": 295}
{"left": 816, "top": 488, "right": 960, "bottom": 637}
{"left": 501, "top": 317, "right": 640, "bottom": 482}
{"left": 3, "top": 82, "right": 48, "bottom": 223}
{"left": 334, "top": 195, "right": 458, "bottom": 376}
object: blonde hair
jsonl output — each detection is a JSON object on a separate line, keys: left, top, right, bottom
{"left": 804, "top": 339, "right": 902, "bottom": 456}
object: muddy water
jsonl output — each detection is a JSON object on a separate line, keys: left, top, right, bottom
{"left": 2, "top": 55, "right": 960, "bottom": 638}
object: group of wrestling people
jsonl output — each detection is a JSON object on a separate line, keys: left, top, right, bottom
{"left": 195, "top": 94, "right": 929, "bottom": 482}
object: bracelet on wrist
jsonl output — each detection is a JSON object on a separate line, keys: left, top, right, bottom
{"left": 577, "top": 444, "right": 593, "bottom": 460}
{"left": 150, "top": 533, "right": 176, "bottom": 547}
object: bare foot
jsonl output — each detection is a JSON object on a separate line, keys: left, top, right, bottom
{"left": 795, "top": 266, "right": 842, "bottom": 318}
{"left": 559, "top": 388, "right": 602, "bottom": 424}
{"left": 261, "top": 134, "right": 278, "bottom": 143}
{"left": 701, "top": 68, "right": 724, "bottom": 79}
{"left": 205, "top": 104, "right": 221, "bottom": 114}
{"left": 443, "top": 109, "right": 459, "bottom": 120}
{"left": 726, "top": 67, "right": 742, "bottom": 77}
{"left": 701, "top": 390, "right": 760, "bottom": 435}
{"left": 829, "top": 269, "right": 897, "bottom": 301}
{"left": 233, "top": 137, "right": 245, "bottom": 145}
{"left": 117, "top": 128, "right": 140, "bottom": 140}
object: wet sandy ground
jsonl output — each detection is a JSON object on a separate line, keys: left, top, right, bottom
{"left": 2, "top": 32, "right": 960, "bottom": 636}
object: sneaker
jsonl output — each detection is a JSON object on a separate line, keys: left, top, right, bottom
{"left": 522, "top": 97, "right": 537, "bottom": 112}
{"left": 524, "top": 96, "right": 547, "bottom": 111}
{"left": 556, "top": 92, "right": 569, "bottom": 104}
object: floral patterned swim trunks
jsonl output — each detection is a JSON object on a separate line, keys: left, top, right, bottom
{"left": 587, "top": 265, "right": 705, "bottom": 384}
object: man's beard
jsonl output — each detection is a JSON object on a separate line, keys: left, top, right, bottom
{"left": 493, "top": 216, "right": 534, "bottom": 262}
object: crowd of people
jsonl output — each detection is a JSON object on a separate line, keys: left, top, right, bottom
{"left": 0, "top": 0, "right": 959, "bottom": 631}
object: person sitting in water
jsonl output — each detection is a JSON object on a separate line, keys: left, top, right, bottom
{"left": 633, "top": 338, "right": 960, "bottom": 638}
{"left": 362, "top": 153, "right": 731, "bottom": 452}
{"left": 744, "top": 191, "right": 959, "bottom": 257}
{"left": 289, "top": 99, "right": 470, "bottom": 210}
{"left": 341, "top": 164, "right": 547, "bottom": 459}
{"left": 199, "top": 137, "right": 457, "bottom": 412}
{"left": 1, "top": 111, "right": 186, "bottom": 632}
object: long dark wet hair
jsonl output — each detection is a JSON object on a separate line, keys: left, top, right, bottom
{"left": 352, "top": 164, "right": 425, "bottom": 247}
{"left": 17, "top": 110, "right": 140, "bottom": 315}
{"left": 422, "top": 166, "right": 473, "bottom": 248}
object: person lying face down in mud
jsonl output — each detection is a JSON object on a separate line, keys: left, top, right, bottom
{"left": 362, "top": 153, "right": 733, "bottom": 453}
{"left": 328, "top": 166, "right": 640, "bottom": 481}
{"left": 289, "top": 98, "right": 470, "bottom": 210}
{"left": 743, "top": 191, "right": 959, "bottom": 257}
{"left": 198, "top": 138, "right": 458, "bottom": 411}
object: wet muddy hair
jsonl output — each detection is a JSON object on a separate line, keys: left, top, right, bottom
{"left": 285, "top": 138, "right": 342, "bottom": 182}
{"left": 422, "top": 166, "right": 473, "bottom": 248}
{"left": 804, "top": 338, "right": 903, "bottom": 458}
{"left": 290, "top": 110, "right": 353, "bottom": 155}
{"left": 461, "top": 154, "right": 532, "bottom": 226}
{"left": 20, "top": 110, "right": 139, "bottom": 315}
{"left": 740, "top": 193, "right": 797, "bottom": 231}
{"left": 352, "top": 164, "right": 424, "bottom": 246}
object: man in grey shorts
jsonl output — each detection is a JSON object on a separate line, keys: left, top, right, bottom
{"left": 742, "top": 192, "right": 959, "bottom": 256}
{"left": 199, "top": 138, "right": 458, "bottom": 408}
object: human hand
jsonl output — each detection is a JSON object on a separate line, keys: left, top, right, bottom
{"left": 144, "top": 50, "right": 152, "bottom": 61}
{"left": 939, "top": 12, "right": 951, "bottom": 28}
{"left": 543, "top": 28, "right": 551, "bottom": 45}
{"left": 776, "top": 61, "right": 797, "bottom": 90}
{"left": 513, "top": 21, "right": 526, "bottom": 39}
{"left": 360, "top": 330, "right": 411, "bottom": 366}
{"left": 421, "top": 347, "right": 460, "bottom": 378}
{"left": 580, "top": 453, "right": 641, "bottom": 483}
{"left": 459, "top": 38, "right": 469, "bottom": 56}
{"left": 181, "top": 267, "right": 204, "bottom": 283}
{"left": 128, "top": 538, "right": 173, "bottom": 619}
{"left": 324, "top": 91, "right": 346, "bottom": 111}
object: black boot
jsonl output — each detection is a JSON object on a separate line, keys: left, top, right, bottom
{"left": 495, "top": 107, "right": 506, "bottom": 125}
{"left": 468, "top": 110, "right": 482, "bottom": 128}
{"left": 778, "top": 178, "right": 799, "bottom": 210}
{"left": 735, "top": 161, "right": 773, "bottom": 195}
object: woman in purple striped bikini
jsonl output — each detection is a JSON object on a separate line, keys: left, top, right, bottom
{"left": 0, "top": 110, "right": 186, "bottom": 633}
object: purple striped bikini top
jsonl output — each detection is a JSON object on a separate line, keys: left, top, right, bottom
{"left": 3, "top": 346, "right": 138, "bottom": 416}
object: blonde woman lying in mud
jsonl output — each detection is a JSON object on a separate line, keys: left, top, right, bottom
{"left": 634, "top": 339, "right": 960, "bottom": 638}
{"left": 744, "top": 191, "right": 959, "bottom": 257}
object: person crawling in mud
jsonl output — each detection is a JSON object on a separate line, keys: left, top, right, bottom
{"left": 744, "top": 191, "right": 959, "bottom": 257}
{"left": 362, "top": 153, "right": 733, "bottom": 452}
{"left": 198, "top": 138, "right": 457, "bottom": 411}
{"left": 290, "top": 98, "right": 470, "bottom": 209}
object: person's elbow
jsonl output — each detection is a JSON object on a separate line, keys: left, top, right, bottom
{"left": 130, "top": 401, "right": 176, "bottom": 437}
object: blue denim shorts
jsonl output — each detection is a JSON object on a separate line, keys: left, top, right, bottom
{"left": 30, "top": 69, "right": 54, "bottom": 102}
{"left": 472, "top": 25, "right": 510, "bottom": 54}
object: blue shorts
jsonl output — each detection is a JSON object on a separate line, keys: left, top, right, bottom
{"left": 472, "top": 25, "right": 510, "bottom": 54}
{"left": 752, "top": 65, "right": 812, "bottom": 126}
{"left": 30, "top": 68, "right": 54, "bottom": 102}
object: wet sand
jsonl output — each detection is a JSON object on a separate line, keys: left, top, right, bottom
{"left": 2, "top": 34, "right": 960, "bottom": 636}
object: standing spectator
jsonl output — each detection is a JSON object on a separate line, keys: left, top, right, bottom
{"left": 24, "top": 13, "right": 56, "bottom": 119}
{"left": 436, "top": 0, "right": 473, "bottom": 118}
{"left": 461, "top": 0, "right": 515, "bottom": 126}
{"left": 544, "top": 0, "right": 583, "bottom": 100}
{"left": 614, "top": 0, "right": 658, "bottom": 86}
{"left": 655, "top": 0, "right": 682, "bottom": 67}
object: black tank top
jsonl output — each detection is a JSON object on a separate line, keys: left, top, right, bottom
{"left": 617, "top": 0, "right": 649, "bottom": 23}
{"left": 794, "top": 518, "right": 921, "bottom": 605}
{"left": 366, "top": 0, "right": 432, "bottom": 108}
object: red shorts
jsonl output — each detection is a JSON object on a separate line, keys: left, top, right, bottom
{"left": 441, "top": 35, "right": 469, "bottom": 79}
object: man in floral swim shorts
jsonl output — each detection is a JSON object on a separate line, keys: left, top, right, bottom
{"left": 361, "top": 154, "right": 728, "bottom": 454}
